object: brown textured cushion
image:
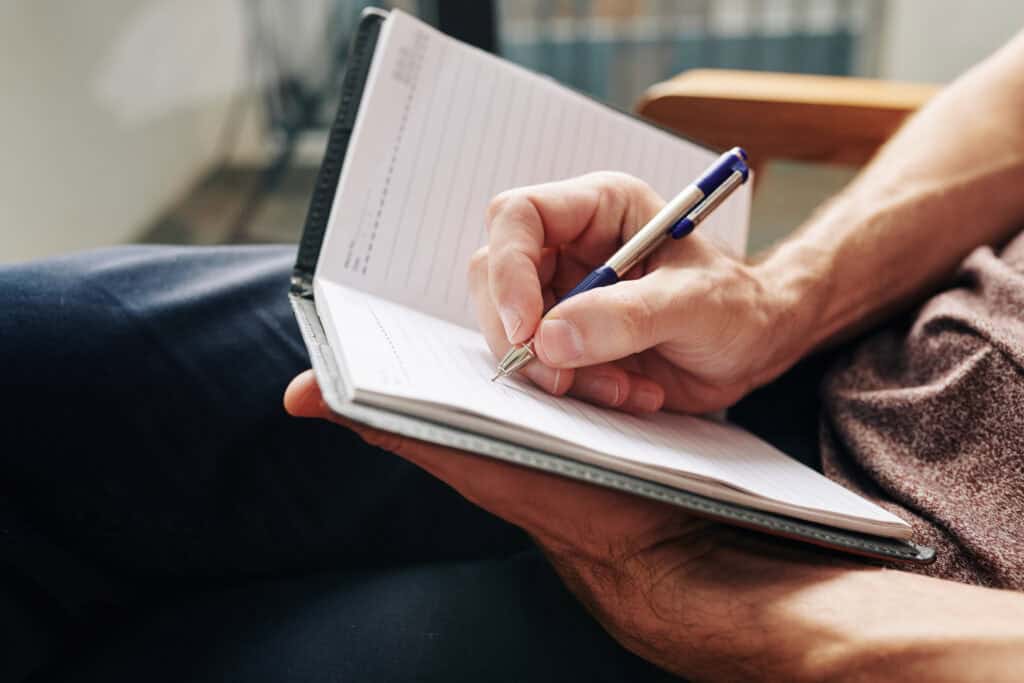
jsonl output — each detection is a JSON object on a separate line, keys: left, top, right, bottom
{"left": 820, "top": 229, "right": 1024, "bottom": 588}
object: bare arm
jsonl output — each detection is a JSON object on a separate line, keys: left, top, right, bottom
{"left": 473, "top": 29, "right": 1024, "bottom": 415}
{"left": 285, "top": 371, "right": 1024, "bottom": 682}
{"left": 285, "top": 28, "right": 1024, "bottom": 683}
{"left": 761, "top": 28, "right": 1024, "bottom": 364}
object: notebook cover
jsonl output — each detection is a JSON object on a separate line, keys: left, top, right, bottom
{"left": 289, "top": 8, "right": 935, "bottom": 565}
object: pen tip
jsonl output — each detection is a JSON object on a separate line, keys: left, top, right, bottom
{"left": 490, "top": 372, "right": 502, "bottom": 382}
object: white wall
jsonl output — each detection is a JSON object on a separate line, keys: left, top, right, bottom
{"left": 0, "top": 1, "right": 253, "bottom": 263}
{"left": 879, "top": 0, "right": 1024, "bottom": 83}
{"left": 7, "top": 1, "right": 1024, "bottom": 264}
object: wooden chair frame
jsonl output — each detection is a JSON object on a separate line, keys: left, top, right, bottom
{"left": 636, "top": 69, "right": 939, "bottom": 182}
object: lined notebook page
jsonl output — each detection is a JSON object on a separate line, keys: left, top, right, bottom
{"left": 316, "top": 279, "right": 909, "bottom": 537}
{"left": 316, "top": 9, "right": 752, "bottom": 330}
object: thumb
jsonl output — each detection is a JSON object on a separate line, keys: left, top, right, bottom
{"left": 533, "top": 274, "right": 677, "bottom": 368}
{"left": 283, "top": 369, "right": 330, "bottom": 418}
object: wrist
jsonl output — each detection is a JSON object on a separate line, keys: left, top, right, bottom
{"left": 746, "top": 240, "right": 832, "bottom": 380}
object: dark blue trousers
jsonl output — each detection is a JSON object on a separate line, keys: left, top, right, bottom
{"left": 1, "top": 245, "right": 825, "bottom": 682}
{"left": 1, "top": 245, "right": 686, "bottom": 682}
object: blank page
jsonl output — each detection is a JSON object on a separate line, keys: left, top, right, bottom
{"left": 316, "top": 279, "right": 910, "bottom": 537}
{"left": 315, "top": 9, "right": 752, "bottom": 329}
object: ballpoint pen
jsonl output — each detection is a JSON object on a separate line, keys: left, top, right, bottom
{"left": 492, "top": 146, "right": 750, "bottom": 382}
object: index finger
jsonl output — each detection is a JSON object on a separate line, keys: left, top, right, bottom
{"left": 485, "top": 172, "right": 663, "bottom": 344}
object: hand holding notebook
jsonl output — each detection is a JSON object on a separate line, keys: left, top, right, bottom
{"left": 288, "top": 8, "right": 934, "bottom": 563}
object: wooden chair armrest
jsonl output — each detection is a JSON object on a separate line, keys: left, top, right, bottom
{"left": 636, "top": 69, "right": 939, "bottom": 168}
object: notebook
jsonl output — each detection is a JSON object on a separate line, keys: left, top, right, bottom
{"left": 289, "top": 8, "right": 934, "bottom": 564}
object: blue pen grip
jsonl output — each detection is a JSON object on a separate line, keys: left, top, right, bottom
{"left": 670, "top": 216, "right": 695, "bottom": 239}
{"left": 562, "top": 265, "right": 619, "bottom": 301}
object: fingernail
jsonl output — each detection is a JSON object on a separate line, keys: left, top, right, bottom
{"left": 577, "top": 375, "right": 621, "bottom": 406}
{"left": 633, "top": 388, "right": 662, "bottom": 412}
{"left": 537, "top": 319, "right": 584, "bottom": 365}
{"left": 499, "top": 306, "right": 522, "bottom": 342}
{"left": 524, "top": 363, "right": 562, "bottom": 394}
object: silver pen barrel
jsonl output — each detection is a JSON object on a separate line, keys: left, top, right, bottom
{"left": 682, "top": 171, "right": 745, "bottom": 229}
{"left": 605, "top": 184, "right": 705, "bottom": 275}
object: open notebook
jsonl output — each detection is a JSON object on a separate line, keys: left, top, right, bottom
{"left": 289, "top": 8, "right": 934, "bottom": 563}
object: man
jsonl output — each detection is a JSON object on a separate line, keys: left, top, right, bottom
{"left": 4, "top": 27, "right": 1024, "bottom": 683}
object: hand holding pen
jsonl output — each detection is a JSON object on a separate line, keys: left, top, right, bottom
{"left": 493, "top": 147, "right": 749, "bottom": 382}
{"left": 469, "top": 147, "right": 785, "bottom": 415}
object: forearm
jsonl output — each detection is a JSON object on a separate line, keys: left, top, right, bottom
{"left": 754, "top": 555, "right": 1024, "bottom": 682}
{"left": 823, "top": 573, "right": 1024, "bottom": 682}
{"left": 755, "top": 29, "right": 1024, "bottom": 363}
{"left": 765, "top": 563, "right": 1024, "bottom": 681}
{"left": 578, "top": 536, "right": 1024, "bottom": 682}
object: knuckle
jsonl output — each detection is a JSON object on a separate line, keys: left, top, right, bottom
{"left": 589, "top": 169, "right": 631, "bottom": 186}
{"left": 586, "top": 172, "right": 658, "bottom": 232}
{"left": 593, "top": 171, "right": 632, "bottom": 207}
{"left": 486, "top": 189, "right": 532, "bottom": 227}
{"left": 486, "top": 190, "right": 545, "bottom": 251}
{"left": 596, "top": 171, "right": 651, "bottom": 200}
{"left": 468, "top": 246, "right": 488, "bottom": 277}
{"left": 485, "top": 190, "right": 513, "bottom": 224}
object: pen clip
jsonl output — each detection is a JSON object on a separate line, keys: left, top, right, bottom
{"left": 669, "top": 159, "right": 749, "bottom": 239}
{"left": 694, "top": 147, "right": 750, "bottom": 196}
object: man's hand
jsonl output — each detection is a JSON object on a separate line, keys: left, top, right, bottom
{"left": 282, "top": 28, "right": 1024, "bottom": 678}
{"left": 285, "top": 371, "right": 1024, "bottom": 682}
{"left": 471, "top": 172, "right": 806, "bottom": 414}
{"left": 283, "top": 369, "right": 763, "bottom": 679}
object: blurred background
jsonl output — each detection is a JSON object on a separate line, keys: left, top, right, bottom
{"left": 4, "top": 0, "right": 1024, "bottom": 263}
